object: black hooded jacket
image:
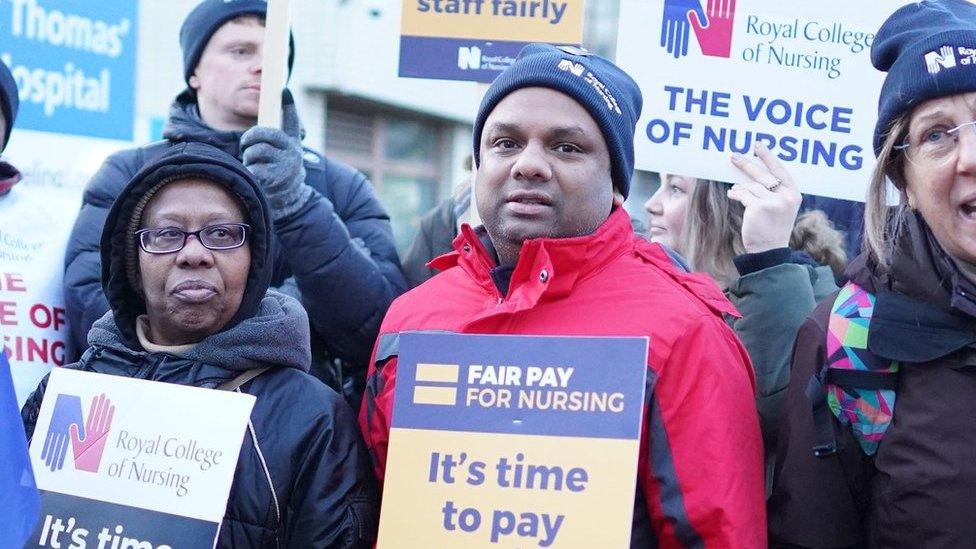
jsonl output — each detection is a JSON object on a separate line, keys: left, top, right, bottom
{"left": 63, "top": 91, "right": 407, "bottom": 400}
{"left": 24, "top": 143, "right": 378, "bottom": 548}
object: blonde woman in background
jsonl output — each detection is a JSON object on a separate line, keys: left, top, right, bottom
{"left": 645, "top": 144, "right": 845, "bottom": 494}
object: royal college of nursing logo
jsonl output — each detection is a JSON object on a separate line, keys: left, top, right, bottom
{"left": 458, "top": 45, "right": 482, "bottom": 70}
{"left": 41, "top": 393, "right": 115, "bottom": 473}
{"left": 660, "top": 0, "right": 737, "bottom": 59}
{"left": 557, "top": 58, "right": 585, "bottom": 76}
{"left": 925, "top": 46, "right": 957, "bottom": 75}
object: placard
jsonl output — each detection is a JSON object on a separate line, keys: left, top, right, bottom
{"left": 27, "top": 368, "right": 255, "bottom": 549}
{"left": 617, "top": 0, "right": 910, "bottom": 201}
{"left": 399, "top": 0, "right": 586, "bottom": 82}
{"left": 0, "top": 181, "right": 74, "bottom": 408}
{"left": 378, "top": 332, "right": 648, "bottom": 548}
{"left": 0, "top": 0, "right": 138, "bottom": 141}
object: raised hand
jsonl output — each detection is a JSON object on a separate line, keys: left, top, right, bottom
{"left": 689, "top": 0, "right": 736, "bottom": 58}
{"left": 240, "top": 91, "right": 312, "bottom": 222}
{"left": 70, "top": 393, "right": 115, "bottom": 473}
{"left": 728, "top": 142, "right": 802, "bottom": 254}
{"left": 661, "top": 0, "right": 708, "bottom": 59}
{"left": 41, "top": 394, "right": 84, "bottom": 472}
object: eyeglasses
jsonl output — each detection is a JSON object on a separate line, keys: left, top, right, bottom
{"left": 135, "top": 223, "right": 249, "bottom": 254}
{"left": 895, "top": 120, "right": 976, "bottom": 168}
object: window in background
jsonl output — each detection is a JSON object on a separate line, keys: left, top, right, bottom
{"left": 582, "top": 0, "right": 621, "bottom": 59}
{"left": 324, "top": 97, "right": 449, "bottom": 252}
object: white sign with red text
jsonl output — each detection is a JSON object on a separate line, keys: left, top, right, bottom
{"left": 0, "top": 180, "right": 74, "bottom": 407}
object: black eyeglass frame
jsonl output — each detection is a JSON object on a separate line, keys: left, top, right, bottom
{"left": 134, "top": 223, "right": 251, "bottom": 254}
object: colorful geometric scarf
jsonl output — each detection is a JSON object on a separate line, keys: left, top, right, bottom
{"left": 825, "top": 282, "right": 899, "bottom": 456}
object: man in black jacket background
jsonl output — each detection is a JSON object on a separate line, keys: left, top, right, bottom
{"left": 63, "top": 0, "right": 407, "bottom": 404}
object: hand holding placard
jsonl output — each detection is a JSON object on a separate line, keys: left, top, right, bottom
{"left": 729, "top": 143, "right": 802, "bottom": 253}
{"left": 241, "top": 98, "right": 311, "bottom": 221}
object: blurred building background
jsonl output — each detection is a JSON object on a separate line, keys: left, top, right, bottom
{"left": 138, "top": 0, "right": 657, "bottom": 252}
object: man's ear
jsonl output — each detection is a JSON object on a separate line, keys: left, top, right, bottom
{"left": 612, "top": 184, "right": 624, "bottom": 207}
{"left": 188, "top": 73, "right": 201, "bottom": 91}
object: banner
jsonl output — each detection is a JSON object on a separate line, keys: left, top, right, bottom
{"left": 0, "top": 175, "right": 75, "bottom": 408}
{"left": 378, "top": 332, "right": 648, "bottom": 548}
{"left": 0, "top": 0, "right": 138, "bottom": 141}
{"left": 399, "top": 0, "right": 586, "bottom": 82}
{"left": 27, "top": 368, "right": 255, "bottom": 548}
{"left": 0, "top": 0, "right": 142, "bottom": 408}
{"left": 616, "top": 0, "right": 909, "bottom": 202}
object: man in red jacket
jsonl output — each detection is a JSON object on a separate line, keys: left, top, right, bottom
{"left": 359, "top": 43, "right": 765, "bottom": 547}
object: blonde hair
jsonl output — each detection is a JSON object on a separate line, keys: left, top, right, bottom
{"left": 864, "top": 114, "right": 911, "bottom": 270}
{"left": 790, "top": 210, "right": 847, "bottom": 279}
{"left": 680, "top": 181, "right": 849, "bottom": 287}
{"left": 680, "top": 179, "right": 745, "bottom": 289}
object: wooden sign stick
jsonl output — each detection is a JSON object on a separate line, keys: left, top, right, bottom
{"left": 257, "top": 0, "right": 292, "bottom": 128}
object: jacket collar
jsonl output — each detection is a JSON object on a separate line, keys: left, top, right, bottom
{"left": 162, "top": 90, "right": 245, "bottom": 157}
{"left": 87, "top": 293, "right": 311, "bottom": 376}
{"left": 861, "top": 211, "right": 976, "bottom": 362}
{"left": 430, "top": 208, "right": 636, "bottom": 305}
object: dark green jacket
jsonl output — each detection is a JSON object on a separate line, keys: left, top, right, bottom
{"left": 728, "top": 261, "right": 837, "bottom": 493}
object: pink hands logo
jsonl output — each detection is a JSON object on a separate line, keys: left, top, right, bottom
{"left": 660, "top": 0, "right": 736, "bottom": 59}
{"left": 41, "top": 393, "right": 115, "bottom": 473}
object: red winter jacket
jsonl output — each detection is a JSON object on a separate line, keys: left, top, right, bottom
{"left": 360, "top": 208, "right": 766, "bottom": 548}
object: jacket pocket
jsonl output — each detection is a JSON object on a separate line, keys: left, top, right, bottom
{"left": 341, "top": 494, "right": 378, "bottom": 548}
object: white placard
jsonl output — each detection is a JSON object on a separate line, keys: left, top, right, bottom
{"left": 617, "top": 0, "right": 910, "bottom": 202}
{"left": 2, "top": 130, "right": 135, "bottom": 409}
{"left": 30, "top": 368, "right": 255, "bottom": 524}
{"left": 258, "top": 0, "right": 292, "bottom": 128}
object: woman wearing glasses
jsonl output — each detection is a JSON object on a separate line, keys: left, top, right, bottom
{"left": 769, "top": 1, "right": 976, "bottom": 547}
{"left": 21, "top": 143, "right": 377, "bottom": 548}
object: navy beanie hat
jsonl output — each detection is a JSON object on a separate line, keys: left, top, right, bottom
{"left": 0, "top": 57, "right": 19, "bottom": 152}
{"left": 472, "top": 43, "right": 643, "bottom": 198}
{"left": 180, "top": 0, "right": 295, "bottom": 86}
{"left": 872, "top": 0, "right": 976, "bottom": 156}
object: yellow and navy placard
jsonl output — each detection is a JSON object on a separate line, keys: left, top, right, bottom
{"left": 399, "top": 0, "right": 586, "bottom": 82}
{"left": 378, "top": 332, "right": 648, "bottom": 548}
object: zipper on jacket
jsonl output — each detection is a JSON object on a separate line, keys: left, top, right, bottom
{"left": 134, "top": 354, "right": 167, "bottom": 380}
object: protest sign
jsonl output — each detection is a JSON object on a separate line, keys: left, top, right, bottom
{"left": 0, "top": 183, "right": 72, "bottom": 408}
{"left": 258, "top": 0, "right": 291, "bottom": 128}
{"left": 27, "top": 368, "right": 255, "bottom": 549}
{"left": 0, "top": 0, "right": 138, "bottom": 141}
{"left": 0, "top": 0, "right": 140, "bottom": 406}
{"left": 378, "top": 332, "right": 647, "bottom": 548}
{"left": 1, "top": 131, "right": 130, "bottom": 409}
{"left": 399, "top": 0, "right": 586, "bottom": 82}
{"left": 616, "top": 0, "right": 909, "bottom": 202}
